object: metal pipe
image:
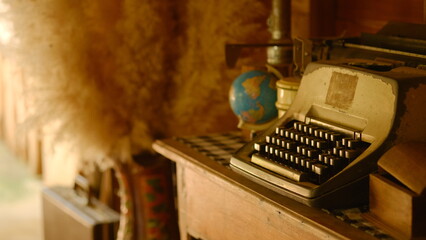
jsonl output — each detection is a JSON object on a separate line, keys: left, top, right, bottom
{"left": 267, "top": 0, "right": 293, "bottom": 70}
{"left": 269, "top": 0, "right": 291, "bottom": 40}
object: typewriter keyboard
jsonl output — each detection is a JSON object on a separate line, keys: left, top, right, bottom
{"left": 251, "top": 120, "right": 370, "bottom": 185}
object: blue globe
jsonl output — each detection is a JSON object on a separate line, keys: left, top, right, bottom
{"left": 229, "top": 70, "right": 278, "bottom": 125}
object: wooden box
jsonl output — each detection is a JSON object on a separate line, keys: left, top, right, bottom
{"left": 365, "top": 143, "right": 426, "bottom": 240}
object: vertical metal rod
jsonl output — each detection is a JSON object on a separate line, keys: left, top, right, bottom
{"left": 267, "top": 0, "right": 293, "bottom": 71}
{"left": 269, "top": 0, "right": 291, "bottom": 40}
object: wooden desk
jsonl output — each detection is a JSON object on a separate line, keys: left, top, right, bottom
{"left": 153, "top": 133, "right": 390, "bottom": 240}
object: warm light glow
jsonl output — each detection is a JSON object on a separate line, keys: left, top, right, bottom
{"left": 0, "top": 19, "right": 13, "bottom": 45}
{"left": 0, "top": 1, "right": 13, "bottom": 45}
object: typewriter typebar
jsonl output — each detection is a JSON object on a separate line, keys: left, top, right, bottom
{"left": 230, "top": 59, "right": 426, "bottom": 209}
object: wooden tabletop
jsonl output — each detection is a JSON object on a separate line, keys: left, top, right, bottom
{"left": 153, "top": 136, "right": 388, "bottom": 240}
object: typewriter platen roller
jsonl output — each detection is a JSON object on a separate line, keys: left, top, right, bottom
{"left": 230, "top": 59, "right": 426, "bottom": 209}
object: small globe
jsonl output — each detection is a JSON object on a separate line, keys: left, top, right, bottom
{"left": 229, "top": 70, "right": 278, "bottom": 126}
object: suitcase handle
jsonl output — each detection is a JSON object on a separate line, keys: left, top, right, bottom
{"left": 74, "top": 174, "right": 93, "bottom": 206}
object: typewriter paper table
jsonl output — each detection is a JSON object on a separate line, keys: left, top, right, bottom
{"left": 153, "top": 132, "right": 391, "bottom": 240}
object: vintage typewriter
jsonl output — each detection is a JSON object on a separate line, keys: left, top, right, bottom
{"left": 230, "top": 23, "right": 426, "bottom": 208}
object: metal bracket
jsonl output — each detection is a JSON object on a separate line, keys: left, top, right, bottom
{"left": 293, "top": 38, "right": 313, "bottom": 77}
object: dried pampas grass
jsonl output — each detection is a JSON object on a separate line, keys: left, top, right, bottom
{"left": 0, "top": 0, "right": 270, "bottom": 165}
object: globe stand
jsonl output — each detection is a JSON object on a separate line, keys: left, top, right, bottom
{"left": 238, "top": 118, "right": 277, "bottom": 141}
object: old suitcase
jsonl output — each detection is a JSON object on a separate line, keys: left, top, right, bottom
{"left": 42, "top": 175, "right": 120, "bottom": 240}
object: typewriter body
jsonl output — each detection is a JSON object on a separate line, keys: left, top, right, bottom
{"left": 230, "top": 58, "right": 426, "bottom": 208}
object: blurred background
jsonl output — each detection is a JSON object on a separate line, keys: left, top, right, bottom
{"left": 0, "top": 0, "right": 424, "bottom": 239}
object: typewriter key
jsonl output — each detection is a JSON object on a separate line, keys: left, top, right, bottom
{"left": 253, "top": 142, "right": 267, "bottom": 153}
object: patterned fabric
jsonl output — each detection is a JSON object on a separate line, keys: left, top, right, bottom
{"left": 131, "top": 158, "right": 179, "bottom": 240}
{"left": 175, "top": 132, "right": 394, "bottom": 240}
{"left": 175, "top": 132, "right": 246, "bottom": 166}
{"left": 323, "top": 207, "right": 393, "bottom": 239}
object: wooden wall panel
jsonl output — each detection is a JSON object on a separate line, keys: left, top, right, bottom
{"left": 291, "top": 0, "right": 338, "bottom": 38}
{"left": 335, "top": 0, "right": 424, "bottom": 36}
{"left": 297, "top": 0, "right": 425, "bottom": 38}
{"left": 291, "top": 0, "right": 311, "bottom": 38}
{"left": 309, "top": 0, "right": 337, "bottom": 37}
